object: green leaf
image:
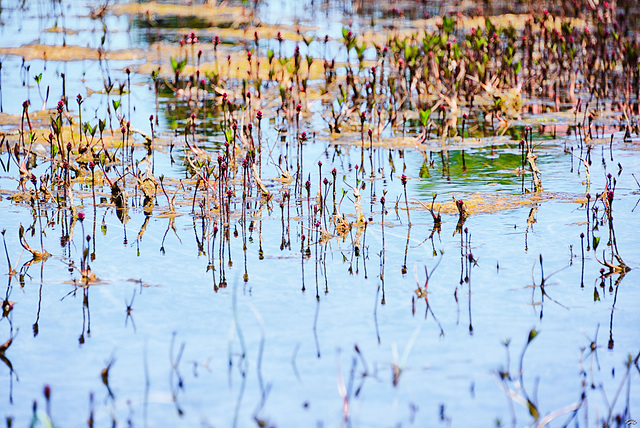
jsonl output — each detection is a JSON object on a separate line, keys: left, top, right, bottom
{"left": 178, "top": 58, "right": 188, "bottom": 72}
{"left": 451, "top": 43, "right": 460, "bottom": 59}
{"left": 419, "top": 108, "right": 431, "bottom": 127}
{"left": 485, "top": 18, "right": 496, "bottom": 37}
{"left": 593, "top": 236, "right": 600, "bottom": 251}
{"left": 527, "top": 328, "right": 538, "bottom": 344}
{"left": 514, "top": 61, "right": 522, "bottom": 75}
{"left": 442, "top": 15, "right": 456, "bottom": 34}
{"left": 170, "top": 57, "right": 178, "bottom": 72}
{"left": 34, "top": 73, "right": 42, "bottom": 84}
{"left": 112, "top": 99, "right": 121, "bottom": 111}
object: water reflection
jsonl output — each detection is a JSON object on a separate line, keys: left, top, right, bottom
{"left": 0, "top": 0, "right": 639, "bottom": 427}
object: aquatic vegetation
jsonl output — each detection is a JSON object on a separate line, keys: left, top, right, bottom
{"left": 0, "top": 0, "right": 638, "bottom": 427}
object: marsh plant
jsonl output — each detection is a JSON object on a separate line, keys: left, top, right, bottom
{"left": 0, "top": 0, "right": 638, "bottom": 427}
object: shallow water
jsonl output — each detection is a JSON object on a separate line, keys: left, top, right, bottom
{"left": 0, "top": 1, "right": 639, "bottom": 427}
